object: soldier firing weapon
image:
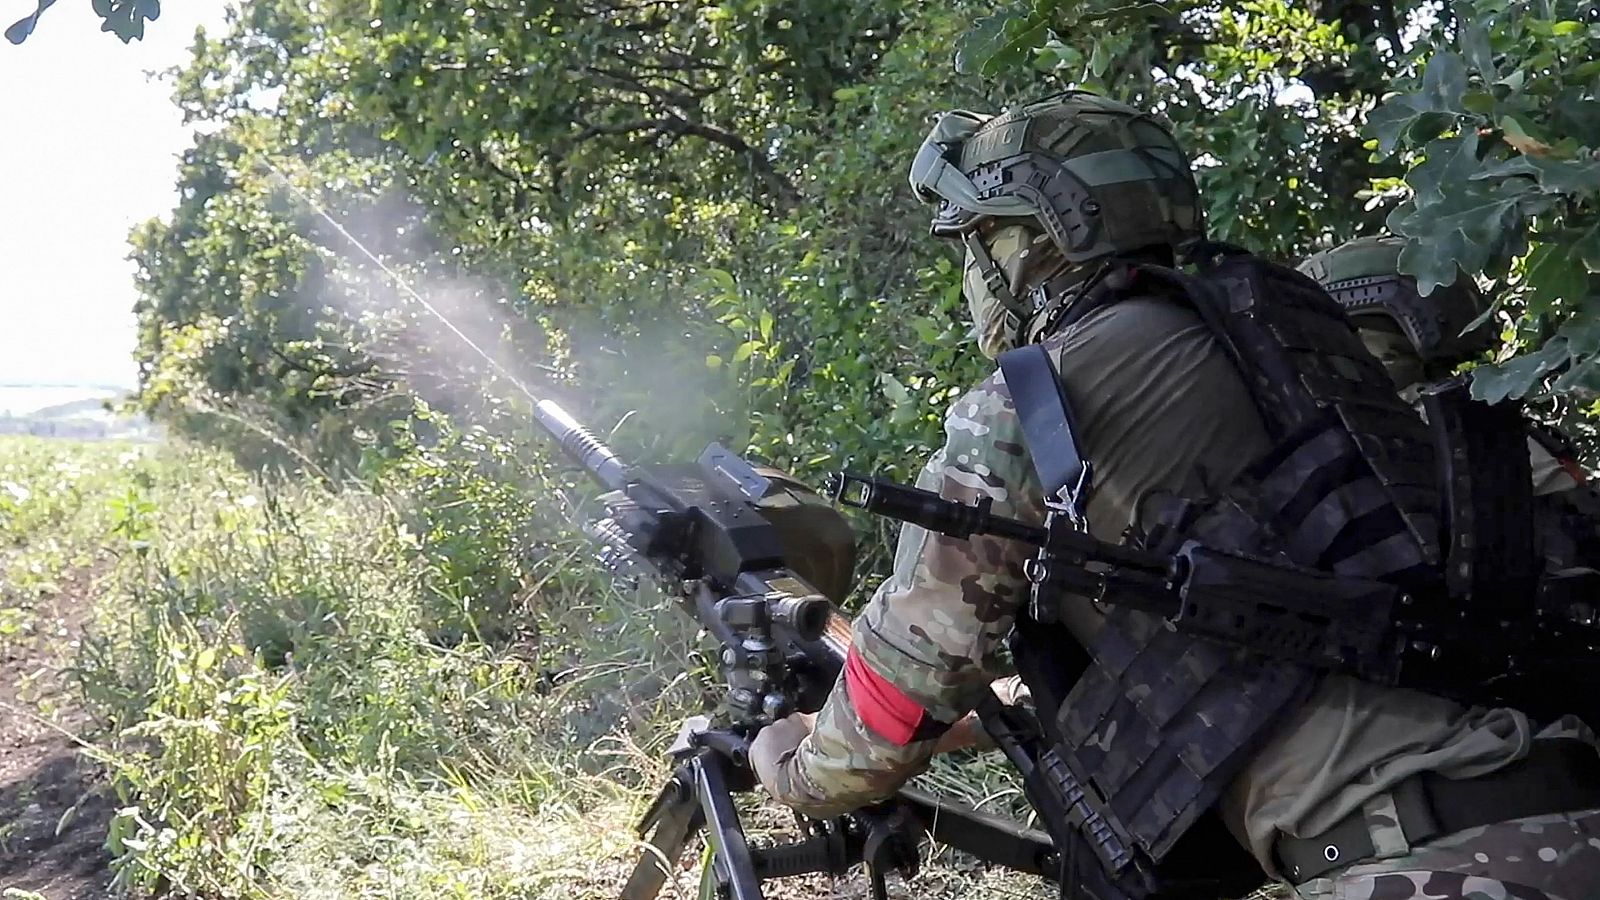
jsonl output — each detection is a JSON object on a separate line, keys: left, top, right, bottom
{"left": 264, "top": 160, "right": 1056, "bottom": 900}
{"left": 528, "top": 399, "right": 1057, "bottom": 900}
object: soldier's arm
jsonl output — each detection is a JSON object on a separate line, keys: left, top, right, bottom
{"left": 764, "top": 373, "right": 1043, "bottom": 817}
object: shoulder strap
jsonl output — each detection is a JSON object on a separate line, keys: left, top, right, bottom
{"left": 997, "top": 344, "right": 1093, "bottom": 520}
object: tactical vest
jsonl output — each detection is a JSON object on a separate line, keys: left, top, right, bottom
{"left": 1003, "top": 252, "right": 1448, "bottom": 899}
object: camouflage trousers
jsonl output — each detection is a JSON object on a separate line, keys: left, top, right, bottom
{"left": 1293, "top": 808, "right": 1600, "bottom": 900}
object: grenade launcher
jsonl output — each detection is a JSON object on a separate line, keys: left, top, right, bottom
{"left": 528, "top": 400, "right": 1056, "bottom": 900}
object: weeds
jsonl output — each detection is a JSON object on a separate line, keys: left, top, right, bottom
{"left": 0, "top": 440, "right": 149, "bottom": 645}
{"left": 0, "top": 430, "right": 710, "bottom": 897}
{"left": 2, "top": 427, "right": 1056, "bottom": 899}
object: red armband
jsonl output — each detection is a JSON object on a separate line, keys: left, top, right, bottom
{"left": 1559, "top": 455, "right": 1589, "bottom": 486}
{"left": 843, "top": 646, "right": 949, "bottom": 746}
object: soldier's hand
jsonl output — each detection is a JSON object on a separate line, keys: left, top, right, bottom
{"left": 933, "top": 675, "right": 1031, "bottom": 755}
{"left": 751, "top": 711, "right": 816, "bottom": 800}
{"left": 931, "top": 713, "right": 988, "bottom": 754}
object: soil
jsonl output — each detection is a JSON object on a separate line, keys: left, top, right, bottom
{"left": 0, "top": 567, "right": 115, "bottom": 899}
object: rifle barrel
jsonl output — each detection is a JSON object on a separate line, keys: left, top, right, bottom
{"left": 829, "top": 472, "right": 1046, "bottom": 545}
{"left": 533, "top": 399, "right": 631, "bottom": 492}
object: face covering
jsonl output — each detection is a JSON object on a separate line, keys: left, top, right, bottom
{"left": 1353, "top": 316, "right": 1428, "bottom": 399}
{"left": 961, "top": 224, "right": 1056, "bottom": 359}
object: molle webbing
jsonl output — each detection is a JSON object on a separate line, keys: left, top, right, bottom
{"left": 1170, "top": 258, "right": 1442, "bottom": 569}
{"left": 1420, "top": 379, "right": 1538, "bottom": 618}
{"left": 1031, "top": 255, "right": 1442, "bottom": 892}
{"left": 1054, "top": 606, "right": 1313, "bottom": 870}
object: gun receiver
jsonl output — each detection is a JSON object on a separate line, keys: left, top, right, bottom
{"left": 525, "top": 402, "right": 1056, "bottom": 900}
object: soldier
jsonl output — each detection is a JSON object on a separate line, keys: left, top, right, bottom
{"left": 749, "top": 93, "right": 1600, "bottom": 900}
{"left": 1298, "top": 235, "right": 1587, "bottom": 497}
{"left": 1301, "top": 234, "right": 1600, "bottom": 628}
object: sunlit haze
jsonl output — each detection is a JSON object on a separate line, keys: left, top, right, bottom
{"left": 0, "top": 0, "right": 230, "bottom": 388}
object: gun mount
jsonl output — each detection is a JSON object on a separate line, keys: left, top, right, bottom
{"left": 528, "top": 401, "right": 1056, "bottom": 900}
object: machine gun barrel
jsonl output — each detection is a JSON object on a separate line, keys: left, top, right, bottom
{"left": 533, "top": 399, "right": 631, "bottom": 492}
{"left": 521, "top": 408, "right": 1053, "bottom": 898}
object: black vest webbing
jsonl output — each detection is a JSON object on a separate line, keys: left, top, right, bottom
{"left": 999, "top": 255, "right": 1439, "bottom": 899}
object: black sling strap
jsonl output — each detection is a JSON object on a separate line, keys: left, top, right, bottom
{"left": 997, "top": 344, "right": 1093, "bottom": 521}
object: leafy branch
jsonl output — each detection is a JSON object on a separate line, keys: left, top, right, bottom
{"left": 5, "top": 0, "right": 160, "bottom": 45}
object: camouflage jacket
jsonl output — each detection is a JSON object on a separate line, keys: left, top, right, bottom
{"left": 766, "top": 295, "right": 1275, "bottom": 818}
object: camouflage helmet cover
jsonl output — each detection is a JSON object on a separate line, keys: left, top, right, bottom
{"left": 1297, "top": 236, "right": 1494, "bottom": 363}
{"left": 908, "top": 90, "right": 1204, "bottom": 266}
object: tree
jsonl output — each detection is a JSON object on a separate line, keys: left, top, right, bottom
{"left": 133, "top": 1, "right": 1010, "bottom": 519}
{"left": 959, "top": 0, "right": 1600, "bottom": 434}
{"left": 1374, "top": 1, "right": 1600, "bottom": 415}
{"left": 131, "top": 1, "right": 1600, "bottom": 505}
{"left": 5, "top": 0, "right": 161, "bottom": 44}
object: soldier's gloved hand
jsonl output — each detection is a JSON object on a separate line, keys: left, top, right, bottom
{"left": 751, "top": 711, "right": 816, "bottom": 805}
{"left": 932, "top": 675, "right": 1032, "bottom": 754}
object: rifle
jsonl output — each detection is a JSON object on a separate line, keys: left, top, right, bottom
{"left": 825, "top": 471, "right": 1405, "bottom": 682}
{"left": 825, "top": 470, "right": 1600, "bottom": 727}
{"left": 528, "top": 400, "right": 1058, "bottom": 900}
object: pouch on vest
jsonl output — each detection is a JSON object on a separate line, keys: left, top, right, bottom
{"left": 1002, "top": 252, "right": 1442, "bottom": 899}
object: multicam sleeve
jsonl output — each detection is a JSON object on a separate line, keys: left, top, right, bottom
{"left": 765, "top": 372, "right": 1045, "bottom": 818}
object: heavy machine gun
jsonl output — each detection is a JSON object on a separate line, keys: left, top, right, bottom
{"left": 528, "top": 400, "right": 1057, "bottom": 900}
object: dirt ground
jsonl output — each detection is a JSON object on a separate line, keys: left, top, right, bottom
{"left": 0, "top": 568, "right": 114, "bottom": 900}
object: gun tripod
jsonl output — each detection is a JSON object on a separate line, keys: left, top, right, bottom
{"left": 620, "top": 716, "right": 918, "bottom": 900}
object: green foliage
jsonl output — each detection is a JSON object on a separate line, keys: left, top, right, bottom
{"left": 103, "top": 625, "right": 292, "bottom": 898}
{"left": 90, "top": 4, "right": 1600, "bottom": 895}
{"left": 4, "top": 0, "right": 160, "bottom": 45}
{"left": 0, "top": 439, "right": 150, "bottom": 598}
{"left": 952, "top": 1, "right": 1600, "bottom": 429}
{"left": 947, "top": 1, "right": 1398, "bottom": 257}
{"left": 8, "top": 428, "right": 1031, "bottom": 898}
{"left": 131, "top": 0, "right": 1029, "bottom": 573}
{"left": 20, "top": 430, "right": 711, "bottom": 898}
{"left": 1367, "top": 1, "right": 1600, "bottom": 407}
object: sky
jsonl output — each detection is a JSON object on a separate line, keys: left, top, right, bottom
{"left": 0, "top": 0, "right": 231, "bottom": 388}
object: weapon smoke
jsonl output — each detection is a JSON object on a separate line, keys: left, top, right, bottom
{"left": 264, "top": 161, "right": 736, "bottom": 456}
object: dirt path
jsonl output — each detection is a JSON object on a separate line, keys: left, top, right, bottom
{"left": 0, "top": 567, "right": 115, "bottom": 899}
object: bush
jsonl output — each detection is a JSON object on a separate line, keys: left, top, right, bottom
{"left": 18, "top": 429, "right": 700, "bottom": 898}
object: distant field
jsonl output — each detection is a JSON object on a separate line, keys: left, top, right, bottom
{"left": 0, "top": 385, "right": 124, "bottom": 417}
{"left": 0, "top": 385, "right": 155, "bottom": 441}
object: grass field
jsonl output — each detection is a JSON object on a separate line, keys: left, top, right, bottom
{"left": 0, "top": 435, "right": 1062, "bottom": 899}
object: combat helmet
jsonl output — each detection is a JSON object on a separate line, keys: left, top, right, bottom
{"left": 910, "top": 91, "right": 1201, "bottom": 261}
{"left": 909, "top": 91, "right": 1203, "bottom": 347}
{"left": 1297, "top": 236, "right": 1494, "bottom": 365}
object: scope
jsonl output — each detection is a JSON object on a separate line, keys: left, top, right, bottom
{"left": 771, "top": 594, "right": 831, "bottom": 643}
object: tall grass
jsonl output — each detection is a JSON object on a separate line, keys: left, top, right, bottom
{"left": 0, "top": 430, "right": 693, "bottom": 898}
{"left": 2, "top": 429, "right": 1055, "bottom": 899}
{"left": 0, "top": 439, "right": 147, "bottom": 599}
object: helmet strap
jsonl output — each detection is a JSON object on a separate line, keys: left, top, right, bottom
{"left": 962, "top": 230, "right": 1031, "bottom": 344}
{"left": 1025, "top": 259, "right": 1138, "bottom": 343}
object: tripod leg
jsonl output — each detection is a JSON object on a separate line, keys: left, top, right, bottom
{"left": 622, "top": 779, "right": 706, "bottom": 900}
{"left": 694, "top": 753, "right": 766, "bottom": 900}
{"left": 867, "top": 864, "right": 889, "bottom": 900}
